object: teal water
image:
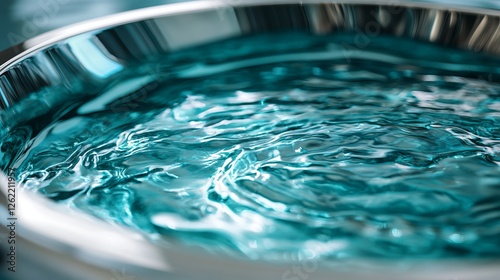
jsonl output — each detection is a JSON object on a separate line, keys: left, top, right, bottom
{"left": 1, "top": 35, "right": 500, "bottom": 260}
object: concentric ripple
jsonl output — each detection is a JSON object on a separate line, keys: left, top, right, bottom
{"left": 2, "top": 36, "right": 500, "bottom": 261}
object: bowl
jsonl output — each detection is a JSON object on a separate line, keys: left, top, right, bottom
{"left": 1, "top": 1, "right": 499, "bottom": 279}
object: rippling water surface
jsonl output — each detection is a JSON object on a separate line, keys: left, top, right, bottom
{"left": 2, "top": 35, "right": 500, "bottom": 260}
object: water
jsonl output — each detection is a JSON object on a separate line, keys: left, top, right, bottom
{"left": 1, "top": 34, "right": 500, "bottom": 261}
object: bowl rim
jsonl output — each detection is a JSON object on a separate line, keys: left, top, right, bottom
{"left": 1, "top": 0, "right": 500, "bottom": 72}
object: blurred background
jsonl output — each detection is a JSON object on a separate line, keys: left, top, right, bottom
{"left": 0, "top": 0, "right": 187, "bottom": 52}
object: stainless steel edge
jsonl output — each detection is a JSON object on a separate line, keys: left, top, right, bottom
{"left": 0, "top": 1, "right": 499, "bottom": 279}
{"left": 1, "top": 0, "right": 500, "bottom": 70}
{"left": 0, "top": 0, "right": 499, "bottom": 112}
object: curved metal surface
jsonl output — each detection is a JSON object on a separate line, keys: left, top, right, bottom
{"left": 0, "top": 1, "right": 499, "bottom": 279}
{"left": 0, "top": 0, "right": 499, "bottom": 112}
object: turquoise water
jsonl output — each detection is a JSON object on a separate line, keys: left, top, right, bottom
{"left": 1, "top": 35, "right": 500, "bottom": 260}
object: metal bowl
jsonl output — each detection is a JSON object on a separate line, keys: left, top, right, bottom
{"left": 1, "top": 1, "right": 499, "bottom": 279}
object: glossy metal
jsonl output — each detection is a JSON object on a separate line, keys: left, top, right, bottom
{"left": 1, "top": 1, "right": 499, "bottom": 112}
{"left": 0, "top": 1, "right": 499, "bottom": 279}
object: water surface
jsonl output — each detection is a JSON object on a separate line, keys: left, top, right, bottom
{"left": 2, "top": 35, "right": 500, "bottom": 261}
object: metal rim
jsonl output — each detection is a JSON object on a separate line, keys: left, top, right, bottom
{"left": 0, "top": 1, "right": 499, "bottom": 279}
{"left": 1, "top": 0, "right": 500, "bottom": 72}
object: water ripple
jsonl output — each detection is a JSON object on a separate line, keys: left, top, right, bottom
{"left": 5, "top": 48, "right": 500, "bottom": 260}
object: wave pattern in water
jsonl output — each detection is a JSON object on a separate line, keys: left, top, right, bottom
{"left": 7, "top": 49, "right": 500, "bottom": 260}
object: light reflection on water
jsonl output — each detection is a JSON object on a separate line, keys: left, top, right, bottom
{"left": 4, "top": 34, "right": 500, "bottom": 259}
